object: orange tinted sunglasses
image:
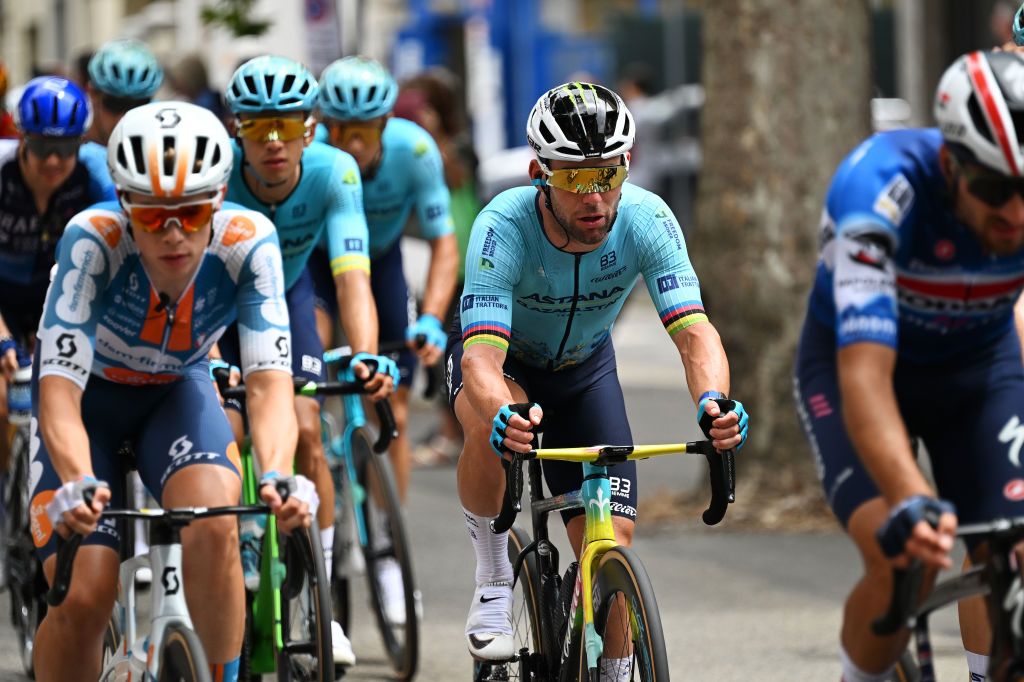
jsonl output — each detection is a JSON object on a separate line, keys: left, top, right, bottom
{"left": 236, "top": 116, "right": 312, "bottom": 142}
{"left": 122, "top": 200, "right": 216, "bottom": 233}
{"left": 328, "top": 121, "right": 384, "bottom": 147}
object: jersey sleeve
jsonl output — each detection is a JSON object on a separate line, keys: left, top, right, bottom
{"left": 233, "top": 216, "right": 293, "bottom": 377}
{"left": 78, "top": 142, "right": 117, "bottom": 202}
{"left": 323, "top": 151, "right": 371, "bottom": 277}
{"left": 459, "top": 210, "right": 523, "bottom": 353}
{"left": 408, "top": 132, "right": 454, "bottom": 240}
{"left": 824, "top": 136, "right": 908, "bottom": 349}
{"left": 635, "top": 197, "right": 708, "bottom": 336}
{"left": 37, "top": 218, "right": 111, "bottom": 387}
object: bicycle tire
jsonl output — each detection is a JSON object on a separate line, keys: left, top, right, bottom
{"left": 579, "top": 546, "right": 669, "bottom": 682}
{"left": 355, "top": 428, "right": 420, "bottom": 680}
{"left": 6, "top": 428, "right": 46, "bottom": 678}
{"left": 157, "top": 623, "right": 212, "bottom": 682}
{"left": 239, "top": 592, "right": 261, "bottom": 682}
{"left": 277, "top": 523, "right": 333, "bottom": 682}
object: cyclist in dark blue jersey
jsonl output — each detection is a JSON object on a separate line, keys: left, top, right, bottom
{"left": 0, "top": 76, "right": 115, "bottom": 490}
{"left": 794, "top": 50, "right": 1024, "bottom": 682}
{"left": 450, "top": 82, "right": 748, "bottom": 670}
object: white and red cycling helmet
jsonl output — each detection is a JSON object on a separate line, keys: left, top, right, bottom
{"left": 935, "top": 50, "right": 1024, "bottom": 176}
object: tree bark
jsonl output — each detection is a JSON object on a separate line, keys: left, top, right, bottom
{"left": 692, "top": 2, "right": 873, "bottom": 481}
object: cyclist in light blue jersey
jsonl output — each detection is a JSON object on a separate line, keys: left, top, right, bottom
{"left": 314, "top": 56, "right": 458, "bottom": 512}
{"left": 31, "top": 101, "right": 311, "bottom": 682}
{"left": 221, "top": 55, "right": 397, "bottom": 667}
{"left": 83, "top": 39, "right": 163, "bottom": 147}
{"left": 449, "top": 83, "right": 748, "bottom": 673}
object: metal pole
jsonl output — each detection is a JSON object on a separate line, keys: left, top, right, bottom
{"left": 896, "top": 0, "right": 927, "bottom": 127}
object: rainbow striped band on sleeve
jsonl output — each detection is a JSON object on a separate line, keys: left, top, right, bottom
{"left": 463, "top": 320, "right": 511, "bottom": 352}
{"left": 660, "top": 301, "right": 708, "bottom": 335}
{"left": 331, "top": 253, "right": 371, "bottom": 276}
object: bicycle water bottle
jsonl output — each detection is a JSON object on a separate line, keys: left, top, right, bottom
{"left": 7, "top": 358, "right": 32, "bottom": 428}
{"left": 240, "top": 515, "right": 266, "bottom": 591}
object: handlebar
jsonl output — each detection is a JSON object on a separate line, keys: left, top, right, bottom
{"left": 214, "top": 367, "right": 398, "bottom": 454}
{"left": 488, "top": 404, "right": 736, "bottom": 534}
{"left": 46, "top": 503, "right": 269, "bottom": 607}
{"left": 377, "top": 335, "right": 441, "bottom": 399}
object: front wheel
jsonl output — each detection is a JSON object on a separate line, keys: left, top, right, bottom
{"left": 583, "top": 546, "right": 669, "bottom": 682}
{"left": 354, "top": 427, "right": 420, "bottom": 680}
{"left": 158, "top": 624, "right": 212, "bottom": 682}
{"left": 277, "top": 522, "right": 333, "bottom": 682}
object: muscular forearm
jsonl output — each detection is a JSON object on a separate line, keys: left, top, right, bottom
{"left": 38, "top": 376, "right": 92, "bottom": 482}
{"left": 673, "top": 322, "right": 731, "bottom": 405}
{"left": 421, "top": 234, "right": 459, "bottom": 319}
{"left": 246, "top": 369, "right": 299, "bottom": 476}
{"left": 462, "top": 345, "right": 515, "bottom": 424}
{"left": 838, "top": 346, "right": 928, "bottom": 504}
{"left": 335, "top": 271, "right": 379, "bottom": 353}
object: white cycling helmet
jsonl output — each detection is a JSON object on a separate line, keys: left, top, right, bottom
{"left": 935, "top": 50, "right": 1024, "bottom": 176}
{"left": 108, "top": 101, "right": 232, "bottom": 197}
{"left": 526, "top": 82, "right": 635, "bottom": 163}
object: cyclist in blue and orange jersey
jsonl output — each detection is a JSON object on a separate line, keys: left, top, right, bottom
{"left": 82, "top": 39, "right": 163, "bottom": 147}
{"left": 0, "top": 76, "right": 115, "bottom": 478}
{"left": 314, "top": 56, "right": 458, "bottom": 491}
{"left": 30, "top": 101, "right": 312, "bottom": 682}
{"left": 793, "top": 50, "right": 1024, "bottom": 682}
{"left": 222, "top": 54, "right": 397, "bottom": 667}
{"left": 450, "top": 82, "right": 748, "bottom": 676}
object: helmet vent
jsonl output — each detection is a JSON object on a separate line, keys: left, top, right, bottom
{"left": 367, "top": 85, "right": 378, "bottom": 102}
{"left": 967, "top": 94, "right": 995, "bottom": 146}
{"left": 263, "top": 74, "right": 274, "bottom": 96}
{"left": 50, "top": 97, "right": 59, "bottom": 125}
{"left": 281, "top": 74, "right": 295, "bottom": 93}
{"left": 68, "top": 100, "right": 81, "bottom": 126}
{"left": 162, "top": 136, "right": 176, "bottom": 176}
{"left": 111, "top": 64, "right": 122, "bottom": 80}
{"left": 116, "top": 144, "right": 128, "bottom": 171}
{"left": 129, "top": 135, "right": 146, "bottom": 174}
{"left": 298, "top": 80, "right": 310, "bottom": 95}
{"left": 350, "top": 86, "right": 359, "bottom": 104}
{"left": 193, "top": 136, "right": 208, "bottom": 173}
{"left": 538, "top": 120, "right": 555, "bottom": 143}
{"left": 243, "top": 75, "right": 258, "bottom": 97}
{"left": 211, "top": 144, "right": 221, "bottom": 168}
{"left": 31, "top": 99, "right": 41, "bottom": 126}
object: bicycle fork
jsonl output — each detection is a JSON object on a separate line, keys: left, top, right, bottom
{"left": 560, "top": 462, "right": 617, "bottom": 680}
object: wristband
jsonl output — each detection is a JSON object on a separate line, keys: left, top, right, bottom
{"left": 698, "top": 390, "right": 727, "bottom": 403}
{"left": 0, "top": 336, "right": 16, "bottom": 356}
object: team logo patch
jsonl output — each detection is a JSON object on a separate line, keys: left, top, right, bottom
{"left": 934, "top": 239, "right": 955, "bottom": 261}
{"left": 221, "top": 216, "right": 257, "bottom": 246}
{"left": 1005, "top": 479, "right": 1024, "bottom": 501}
{"left": 873, "top": 174, "right": 915, "bottom": 225}
{"left": 90, "top": 216, "right": 122, "bottom": 247}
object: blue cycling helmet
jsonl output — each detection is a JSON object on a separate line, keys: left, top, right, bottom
{"left": 88, "top": 40, "right": 163, "bottom": 99}
{"left": 16, "top": 76, "right": 92, "bottom": 137}
{"left": 225, "top": 56, "right": 319, "bottom": 114}
{"left": 318, "top": 56, "right": 398, "bottom": 121}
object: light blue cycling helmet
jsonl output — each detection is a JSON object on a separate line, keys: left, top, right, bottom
{"left": 318, "top": 56, "right": 398, "bottom": 121}
{"left": 88, "top": 40, "right": 163, "bottom": 99}
{"left": 225, "top": 56, "right": 319, "bottom": 114}
{"left": 16, "top": 76, "right": 92, "bottom": 136}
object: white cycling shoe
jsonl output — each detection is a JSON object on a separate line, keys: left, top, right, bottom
{"left": 331, "top": 620, "right": 356, "bottom": 666}
{"left": 465, "top": 580, "right": 514, "bottom": 661}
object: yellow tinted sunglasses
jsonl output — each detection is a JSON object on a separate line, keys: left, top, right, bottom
{"left": 236, "top": 116, "right": 312, "bottom": 142}
{"left": 328, "top": 122, "right": 384, "bottom": 148}
{"left": 536, "top": 165, "right": 629, "bottom": 194}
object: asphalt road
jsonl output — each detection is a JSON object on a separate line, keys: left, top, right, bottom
{"left": 0, "top": 288, "right": 971, "bottom": 681}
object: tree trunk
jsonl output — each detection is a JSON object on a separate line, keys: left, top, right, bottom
{"left": 692, "top": 2, "right": 873, "bottom": 486}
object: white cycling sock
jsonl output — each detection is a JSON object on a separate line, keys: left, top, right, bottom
{"left": 320, "top": 525, "right": 334, "bottom": 580}
{"left": 965, "top": 650, "right": 988, "bottom": 680}
{"left": 838, "top": 645, "right": 892, "bottom": 682}
{"left": 463, "top": 507, "right": 512, "bottom": 585}
{"left": 599, "top": 656, "right": 632, "bottom": 681}
{"left": 370, "top": 504, "right": 393, "bottom": 552}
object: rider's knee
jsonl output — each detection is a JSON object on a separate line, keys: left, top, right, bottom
{"left": 185, "top": 515, "right": 239, "bottom": 564}
{"left": 48, "top": 581, "right": 116, "bottom": 636}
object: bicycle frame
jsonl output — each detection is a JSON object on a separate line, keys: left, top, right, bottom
{"left": 499, "top": 439, "right": 733, "bottom": 678}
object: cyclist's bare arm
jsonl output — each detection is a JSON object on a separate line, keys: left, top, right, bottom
{"left": 420, "top": 234, "right": 459, "bottom": 338}
{"left": 334, "top": 270, "right": 393, "bottom": 400}
{"left": 245, "top": 368, "right": 299, "bottom": 476}
{"left": 0, "top": 312, "right": 16, "bottom": 379}
{"left": 672, "top": 320, "right": 731, "bottom": 404}
{"left": 461, "top": 342, "right": 538, "bottom": 450}
{"left": 1015, "top": 291, "right": 1024, "bottom": 363}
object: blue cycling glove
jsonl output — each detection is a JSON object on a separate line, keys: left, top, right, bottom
{"left": 876, "top": 495, "right": 956, "bottom": 558}
{"left": 490, "top": 402, "right": 541, "bottom": 458}
{"left": 350, "top": 351, "right": 401, "bottom": 387}
{"left": 406, "top": 313, "right": 447, "bottom": 351}
{"left": 697, "top": 392, "right": 749, "bottom": 451}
